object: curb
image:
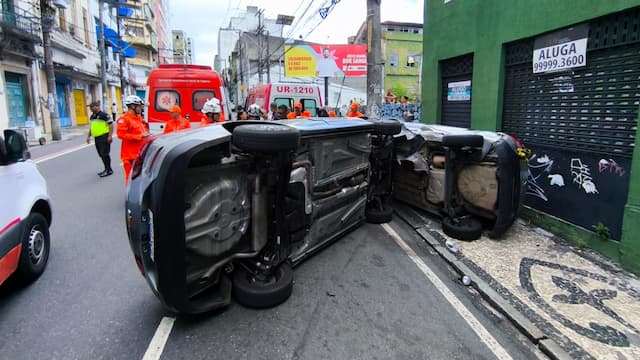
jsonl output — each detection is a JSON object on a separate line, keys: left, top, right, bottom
{"left": 396, "top": 206, "right": 572, "bottom": 360}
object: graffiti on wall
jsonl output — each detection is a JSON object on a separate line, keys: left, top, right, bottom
{"left": 598, "top": 159, "right": 626, "bottom": 177}
{"left": 527, "top": 154, "right": 565, "bottom": 201}
{"left": 381, "top": 103, "right": 421, "bottom": 122}
{"left": 571, "top": 158, "right": 598, "bottom": 194}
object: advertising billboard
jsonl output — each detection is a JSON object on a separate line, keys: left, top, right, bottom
{"left": 284, "top": 44, "right": 368, "bottom": 78}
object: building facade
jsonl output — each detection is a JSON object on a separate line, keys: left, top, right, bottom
{"left": 351, "top": 21, "right": 423, "bottom": 103}
{"left": 423, "top": 0, "right": 640, "bottom": 272}
{"left": 122, "top": 0, "right": 158, "bottom": 97}
{"left": 381, "top": 21, "right": 422, "bottom": 101}
{"left": 171, "top": 29, "right": 192, "bottom": 64}
{"left": 152, "top": 0, "right": 170, "bottom": 64}
{"left": 0, "top": 0, "right": 43, "bottom": 133}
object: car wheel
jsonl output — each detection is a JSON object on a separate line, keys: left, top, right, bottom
{"left": 15, "top": 213, "right": 50, "bottom": 284}
{"left": 365, "top": 206, "right": 393, "bottom": 224}
{"left": 373, "top": 120, "right": 402, "bottom": 135}
{"left": 442, "top": 216, "right": 482, "bottom": 241}
{"left": 232, "top": 262, "right": 294, "bottom": 309}
{"left": 442, "top": 135, "right": 484, "bottom": 148}
{"left": 232, "top": 124, "right": 300, "bottom": 153}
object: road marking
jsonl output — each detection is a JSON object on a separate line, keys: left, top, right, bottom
{"left": 382, "top": 223, "right": 513, "bottom": 360}
{"left": 142, "top": 316, "right": 176, "bottom": 360}
{"left": 34, "top": 143, "right": 92, "bottom": 163}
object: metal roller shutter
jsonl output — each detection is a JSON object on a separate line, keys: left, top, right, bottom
{"left": 502, "top": 7, "right": 640, "bottom": 240}
{"left": 441, "top": 54, "right": 473, "bottom": 128}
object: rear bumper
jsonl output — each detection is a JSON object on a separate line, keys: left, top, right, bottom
{"left": 126, "top": 141, "right": 233, "bottom": 314}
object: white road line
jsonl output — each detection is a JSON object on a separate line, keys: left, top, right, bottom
{"left": 382, "top": 223, "right": 513, "bottom": 360}
{"left": 142, "top": 316, "right": 176, "bottom": 360}
{"left": 34, "top": 143, "right": 92, "bottom": 163}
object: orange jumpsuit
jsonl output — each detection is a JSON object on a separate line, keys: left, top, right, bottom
{"left": 347, "top": 111, "right": 364, "bottom": 118}
{"left": 163, "top": 117, "right": 191, "bottom": 134}
{"left": 117, "top": 111, "right": 148, "bottom": 182}
{"left": 199, "top": 112, "right": 225, "bottom": 127}
{"left": 301, "top": 110, "right": 312, "bottom": 118}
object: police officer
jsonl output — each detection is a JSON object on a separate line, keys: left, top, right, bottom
{"left": 86, "top": 100, "right": 114, "bottom": 177}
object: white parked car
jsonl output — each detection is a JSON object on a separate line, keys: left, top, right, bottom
{"left": 0, "top": 129, "right": 52, "bottom": 286}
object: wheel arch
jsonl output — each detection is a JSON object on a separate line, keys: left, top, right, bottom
{"left": 31, "top": 199, "right": 52, "bottom": 227}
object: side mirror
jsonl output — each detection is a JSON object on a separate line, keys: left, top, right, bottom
{"left": 3, "top": 129, "right": 30, "bottom": 163}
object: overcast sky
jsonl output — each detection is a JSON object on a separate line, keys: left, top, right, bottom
{"left": 170, "top": 0, "right": 424, "bottom": 66}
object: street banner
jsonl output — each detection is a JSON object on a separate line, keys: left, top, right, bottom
{"left": 532, "top": 24, "right": 589, "bottom": 74}
{"left": 284, "top": 44, "right": 368, "bottom": 78}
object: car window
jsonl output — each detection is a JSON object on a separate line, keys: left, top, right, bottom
{"left": 193, "top": 90, "right": 216, "bottom": 111}
{"left": 274, "top": 97, "right": 293, "bottom": 111}
{"left": 154, "top": 90, "right": 180, "bottom": 112}
{"left": 302, "top": 99, "right": 317, "bottom": 115}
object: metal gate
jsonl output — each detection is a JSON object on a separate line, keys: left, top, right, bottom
{"left": 502, "top": 8, "right": 640, "bottom": 240}
{"left": 441, "top": 54, "right": 473, "bottom": 128}
{"left": 73, "top": 89, "right": 88, "bottom": 125}
{"left": 4, "top": 72, "right": 28, "bottom": 128}
{"left": 56, "top": 83, "right": 71, "bottom": 127}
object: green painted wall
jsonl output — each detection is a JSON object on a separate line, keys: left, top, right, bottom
{"left": 383, "top": 30, "right": 422, "bottom": 100}
{"left": 422, "top": 0, "right": 640, "bottom": 273}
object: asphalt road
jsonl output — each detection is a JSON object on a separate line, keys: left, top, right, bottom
{"left": 0, "top": 136, "right": 544, "bottom": 360}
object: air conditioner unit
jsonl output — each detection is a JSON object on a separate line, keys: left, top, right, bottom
{"left": 52, "top": 0, "right": 69, "bottom": 9}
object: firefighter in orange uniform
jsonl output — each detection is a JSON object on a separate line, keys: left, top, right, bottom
{"left": 199, "top": 98, "right": 224, "bottom": 126}
{"left": 163, "top": 105, "right": 191, "bottom": 134}
{"left": 116, "top": 95, "right": 149, "bottom": 183}
{"left": 347, "top": 102, "right": 364, "bottom": 118}
{"left": 287, "top": 102, "right": 303, "bottom": 119}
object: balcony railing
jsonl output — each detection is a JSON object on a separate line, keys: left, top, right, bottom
{"left": 0, "top": 10, "right": 41, "bottom": 41}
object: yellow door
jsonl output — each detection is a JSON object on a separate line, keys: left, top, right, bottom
{"left": 115, "top": 87, "right": 122, "bottom": 114}
{"left": 73, "top": 89, "right": 89, "bottom": 125}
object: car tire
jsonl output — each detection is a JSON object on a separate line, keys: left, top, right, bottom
{"left": 232, "top": 262, "right": 294, "bottom": 309}
{"left": 365, "top": 206, "right": 393, "bottom": 224}
{"left": 442, "top": 216, "right": 483, "bottom": 241}
{"left": 15, "top": 213, "right": 50, "bottom": 284}
{"left": 232, "top": 124, "right": 300, "bottom": 153}
{"left": 442, "top": 135, "right": 484, "bottom": 148}
{"left": 373, "top": 120, "right": 402, "bottom": 135}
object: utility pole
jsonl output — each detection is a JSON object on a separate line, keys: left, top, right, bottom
{"left": 266, "top": 30, "right": 270, "bottom": 83}
{"left": 98, "top": 0, "right": 108, "bottom": 109}
{"left": 366, "top": 0, "right": 383, "bottom": 118}
{"left": 256, "top": 9, "right": 264, "bottom": 84}
{"left": 39, "top": 0, "right": 61, "bottom": 140}
{"left": 117, "top": 10, "right": 126, "bottom": 98}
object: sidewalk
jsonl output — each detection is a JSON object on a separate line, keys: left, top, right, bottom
{"left": 394, "top": 202, "right": 640, "bottom": 360}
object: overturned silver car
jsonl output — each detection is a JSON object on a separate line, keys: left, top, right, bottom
{"left": 393, "top": 123, "right": 527, "bottom": 240}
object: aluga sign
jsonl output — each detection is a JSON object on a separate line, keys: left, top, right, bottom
{"left": 532, "top": 24, "right": 589, "bottom": 74}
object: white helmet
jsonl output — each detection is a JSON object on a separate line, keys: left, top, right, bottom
{"left": 201, "top": 98, "right": 221, "bottom": 114}
{"left": 124, "top": 95, "right": 144, "bottom": 106}
{"left": 247, "top": 104, "right": 261, "bottom": 117}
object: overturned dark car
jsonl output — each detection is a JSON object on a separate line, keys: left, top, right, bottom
{"left": 125, "top": 118, "right": 526, "bottom": 314}
{"left": 126, "top": 118, "right": 400, "bottom": 314}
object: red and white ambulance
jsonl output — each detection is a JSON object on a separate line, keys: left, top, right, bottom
{"left": 245, "top": 83, "right": 323, "bottom": 116}
{"left": 145, "top": 64, "right": 232, "bottom": 133}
